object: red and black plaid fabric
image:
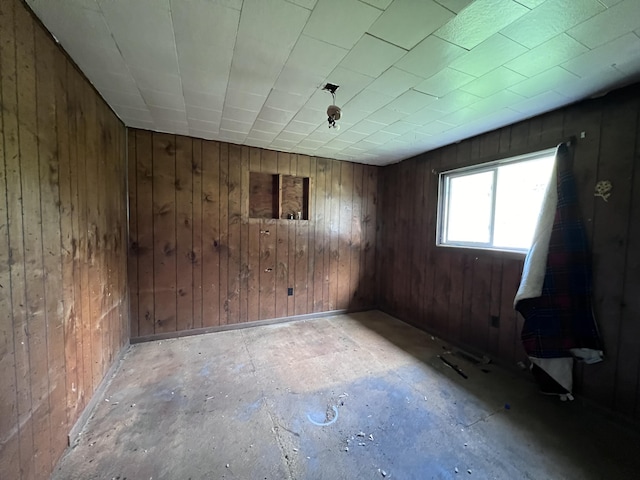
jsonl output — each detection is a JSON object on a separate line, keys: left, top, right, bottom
{"left": 516, "top": 143, "right": 603, "bottom": 358}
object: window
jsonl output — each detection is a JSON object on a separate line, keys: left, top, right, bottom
{"left": 437, "top": 148, "right": 556, "bottom": 252}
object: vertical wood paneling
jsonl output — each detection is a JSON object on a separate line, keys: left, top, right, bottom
{"left": 1, "top": 1, "right": 128, "bottom": 478}
{"left": 129, "top": 135, "right": 379, "bottom": 335}
{"left": 175, "top": 136, "right": 193, "bottom": 332}
{"left": 202, "top": 141, "right": 220, "bottom": 327}
{"left": 191, "top": 139, "right": 203, "bottom": 329}
{"left": 377, "top": 82, "right": 640, "bottom": 422}
{"left": 227, "top": 145, "right": 242, "bottom": 325}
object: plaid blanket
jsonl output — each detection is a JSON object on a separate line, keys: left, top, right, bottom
{"left": 516, "top": 143, "right": 603, "bottom": 359}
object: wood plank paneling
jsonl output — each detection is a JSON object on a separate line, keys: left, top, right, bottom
{"left": 1, "top": 1, "right": 128, "bottom": 478}
{"left": 377, "top": 82, "right": 640, "bottom": 422}
{"left": 128, "top": 133, "right": 379, "bottom": 334}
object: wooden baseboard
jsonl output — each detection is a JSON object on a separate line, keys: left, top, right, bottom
{"left": 130, "top": 307, "right": 376, "bottom": 344}
{"left": 67, "top": 341, "right": 131, "bottom": 447}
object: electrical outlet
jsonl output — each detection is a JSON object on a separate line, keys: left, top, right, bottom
{"left": 490, "top": 315, "right": 500, "bottom": 328}
{"left": 288, "top": 287, "right": 293, "bottom": 296}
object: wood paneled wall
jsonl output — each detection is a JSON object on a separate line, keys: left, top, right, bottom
{"left": 378, "top": 82, "right": 640, "bottom": 421}
{"left": 0, "top": 1, "right": 129, "bottom": 479}
{"left": 128, "top": 130, "right": 378, "bottom": 337}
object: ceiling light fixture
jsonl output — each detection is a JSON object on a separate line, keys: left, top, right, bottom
{"left": 323, "top": 83, "right": 341, "bottom": 130}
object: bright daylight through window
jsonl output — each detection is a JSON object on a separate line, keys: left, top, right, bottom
{"left": 437, "top": 148, "right": 556, "bottom": 253}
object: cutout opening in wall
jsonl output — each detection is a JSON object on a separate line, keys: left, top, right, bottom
{"left": 249, "top": 172, "right": 310, "bottom": 220}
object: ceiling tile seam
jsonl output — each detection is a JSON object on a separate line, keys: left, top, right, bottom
{"left": 362, "top": 31, "right": 412, "bottom": 52}
{"left": 93, "top": 0, "right": 149, "bottom": 129}
{"left": 284, "top": 0, "right": 314, "bottom": 11}
{"left": 236, "top": 5, "right": 314, "bottom": 143}
{"left": 357, "top": 0, "right": 386, "bottom": 12}
{"left": 167, "top": 0, "right": 190, "bottom": 129}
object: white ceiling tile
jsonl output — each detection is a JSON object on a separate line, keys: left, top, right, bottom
{"left": 511, "top": 0, "right": 545, "bottom": 7}
{"left": 188, "top": 119, "right": 220, "bottom": 132}
{"left": 273, "top": 66, "right": 326, "bottom": 97}
{"left": 429, "top": 90, "right": 481, "bottom": 113}
{"left": 264, "top": 89, "right": 309, "bottom": 112}
{"left": 287, "top": 0, "right": 318, "bottom": 9}
{"left": 505, "top": 34, "right": 588, "bottom": 77}
{"left": 253, "top": 119, "right": 286, "bottom": 134}
{"left": 248, "top": 130, "right": 278, "bottom": 142}
{"left": 563, "top": 33, "right": 640, "bottom": 78}
{"left": 360, "top": 0, "right": 393, "bottom": 9}
{"left": 510, "top": 91, "right": 570, "bottom": 114}
{"left": 459, "top": 67, "right": 526, "bottom": 97}
{"left": 257, "top": 106, "right": 296, "bottom": 124}
{"left": 283, "top": 120, "right": 319, "bottom": 135}
{"left": 336, "top": 130, "right": 369, "bottom": 143}
{"left": 292, "top": 107, "right": 326, "bottom": 124}
{"left": 218, "top": 129, "right": 248, "bottom": 143}
{"left": 222, "top": 106, "right": 258, "bottom": 123}
{"left": 130, "top": 68, "right": 183, "bottom": 95}
{"left": 554, "top": 66, "right": 626, "bottom": 101}
{"left": 366, "top": 67, "right": 424, "bottom": 96}
{"left": 381, "top": 121, "right": 418, "bottom": 135}
{"left": 339, "top": 34, "right": 407, "bottom": 77}
{"left": 448, "top": 33, "right": 527, "bottom": 77}
{"left": 184, "top": 90, "right": 225, "bottom": 111}
{"left": 297, "top": 139, "right": 326, "bottom": 149}
{"left": 470, "top": 89, "right": 525, "bottom": 115}
{"left": 433, "top": 0, "right": 473, "bottom": 13}
{"left": 568, "top": 0, "right": 640, "bottom": 49}
{"left": 344, "top": 90, "right": 394, "bottom": 113}
{"left": 364, "top": 130, "right": 399, "bottom": 145}
{"left": 327, "top": 66, "right": 376, "bottom": 100}
{"left": 83, "top": 68, "right": 139, "bottom": 95}
{"left": 188, "top": 129, "right": 217, "bottom": 140}
{"left": 324, "top": 138, "right": 354, "bottom": 150}
{"left": 440, "top": 106, "right": 481, "bottom": 125}
{"left": 149, "top": 105, "right": 187, "bottom": 120}
{"left": 367, "top": 107, "right": 405, "bottom": 126}
{"left": 350, "top": 119, "right": 387, "bottom": 135}
{"left": 141, "top": 89, "right": 186, "bottom": 110}
{"left": 113, "top": 106, "right": 153, "bottom": 122}
{"left": 99, "top": 0, "right": 180, "bottom": 73}
{"left": 303, "top": 0, "right": 381, "bottom": 49}
{"left": 285, "top": 35, "right": 349, "bottom": 77}
{"left": 220, "top": 119, "right": 253, "bottom": 134}
{"left": 386, "top": 90, "right": 438, "bottom": 115}
{"left": 225, "top": 89, "right": 268, "bottom": 111}
{"left": 368, "top": 0, "right": 454, "bottom": 50}
{"left": 99, "top": 89, "right": 146, "bottom": 110}
{"left": 416, "top": 120, "right": 456, "bottom": 135}
{"left": 414, "top": 68, "right": 475, "bottom": 98}
{"left": 171, "top": 0, "right": 238, "bottom": 75}
{"left": 270, "top": 138, "right": 298, "bottom": 149}
{"left": 403, "top": 106, "right": 446, "bottom": 125}
{"left": 434, "top": 0, "right": 529, "bottom": 49}
{"left": 508, "top": 67, "right": 580, "bottom": 98}
{"left": 395, "top": 35, "right": 467, "bottom": 78}
{"left": 180, "top": 68, "right": 232, "bottom": 94}
{"left": 275, "top": 131, "right": 307, "bottom": 143}
{"left": 501, "top": 0, "right": 605, "bottom": 49}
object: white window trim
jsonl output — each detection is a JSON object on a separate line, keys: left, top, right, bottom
{"left": 436, "top": 147, "right": 557, "bottom": 254}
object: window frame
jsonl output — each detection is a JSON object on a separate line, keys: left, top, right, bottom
{"left": 436, "top": 147, "right": 557, "bottom": 254}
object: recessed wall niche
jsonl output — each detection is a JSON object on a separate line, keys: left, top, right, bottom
{"left": 249, "top": 172, "right": 310, "bottom": 220}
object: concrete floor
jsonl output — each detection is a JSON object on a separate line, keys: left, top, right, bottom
{"left": 52, "top": 311, "right": 640, "bottom": 480}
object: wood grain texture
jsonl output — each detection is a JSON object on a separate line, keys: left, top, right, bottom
{"left": 0, "top": 1, "right": 128, "bottom": 478}
{"left": 377, "top": 82, "right": 640, "bottom": 422}
{"left": 128, "top": 132, "right": 378, "bottom": 332}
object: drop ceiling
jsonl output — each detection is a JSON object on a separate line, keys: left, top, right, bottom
{"left": 26, "top": 0, "right": 640, "bottom": 166}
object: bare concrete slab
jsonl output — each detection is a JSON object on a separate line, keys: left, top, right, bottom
{"left": 52, "top": 311, "right": 640, "bottom": 480}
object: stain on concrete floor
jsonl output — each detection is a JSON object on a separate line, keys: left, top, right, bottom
{"left": 52, "top": 311, "right": 640, "bottom": 480}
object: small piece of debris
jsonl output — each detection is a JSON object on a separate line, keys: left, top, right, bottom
{"left": 464, "top": 443, "right": 468, "bottom": 447}
{"left": 346, "top": 439, "right": 350, "bottom": 444}
{"left": 344, "top": 447, "right": 349, "bottom": 452}
{"left": 381, "top": 470, "right": 387, "bottom": 477}
{"left": 358, "top": 442, "right": 366, "bottom": 446}
{"left": 292, "top": 448, "right": 298, "bottom": 452}
{"left": 226, "top": 464, "right": 230, "bottom": 468}
{"left": 369, "top": 434, "right": 374, "bottom": 441}
{"left": 467, "top": 469, "right": 472, "bottom": 474}
{"left": 357, "top": 431, "right": 366, "bottom": 437}
{"left": 339, "top": 393, "right": 349, "bottom": 398}
{"left": 105, "top": 399, "right": 109, "bottom": 402}
{"left": 455, "top": 467, "right": 459, "bottom": 473}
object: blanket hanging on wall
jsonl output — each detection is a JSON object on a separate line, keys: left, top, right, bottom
{"left": 514, "top": 142, "right": 603, "bottom": 400}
